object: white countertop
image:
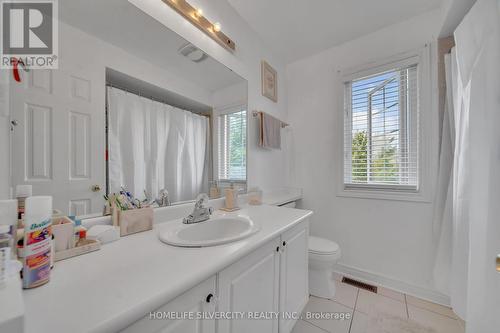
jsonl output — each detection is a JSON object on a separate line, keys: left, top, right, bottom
{"left": 261, "top": 187, "right": 302, "bottom": 206}
{"left": 0, "top": 277, "right": 24, "bottom": 332}
{"left": 23, "top": 204, "right": 312, "bottom": 333}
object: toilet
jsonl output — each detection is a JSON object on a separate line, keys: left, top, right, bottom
{"left": 308, "top": 236, "right": 341, "bottom": 298}
{"left": 278, "top": 201, "right": 341, "bottom": 298}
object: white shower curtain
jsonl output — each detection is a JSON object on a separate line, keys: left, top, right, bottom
{"left": 432, "top": 40, "right": 471, "bottom": 323}
{"left": 107, "top": 87, "right": 209, "bottom": 203}
{"left": 431, "top": 50, "right": 456, "bottom": 297}
{"left": 432, "top": 0, "right": 500, "bottom": 323}
{"left": 449, "top": 44, "right": 470, "bottom": 321}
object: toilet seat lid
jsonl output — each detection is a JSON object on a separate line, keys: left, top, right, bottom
{"left": 309, "top": 236, "right": 339, "bottom": 255}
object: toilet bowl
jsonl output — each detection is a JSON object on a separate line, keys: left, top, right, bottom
{"left": 308, "top": 236, "right": 341, "bottom": 298}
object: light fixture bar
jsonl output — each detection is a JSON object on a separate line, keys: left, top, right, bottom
{"left": 161, "top": 0, "right": 236, "bottom": 52}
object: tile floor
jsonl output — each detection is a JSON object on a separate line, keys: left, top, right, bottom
{"left": 293, "top": 275, "right": 465, "bottom": 333}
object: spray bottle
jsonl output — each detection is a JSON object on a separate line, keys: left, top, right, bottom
{"left": 23, "top": 196, "right": 52, "bottom": 289}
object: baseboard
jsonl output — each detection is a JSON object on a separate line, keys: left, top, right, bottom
{"left": 333, "top": 263, "right": 451, "bottom": 306}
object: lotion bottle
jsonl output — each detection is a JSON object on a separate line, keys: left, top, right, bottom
{"left": 224, "top": 183, "right": 239, "bottom": 210}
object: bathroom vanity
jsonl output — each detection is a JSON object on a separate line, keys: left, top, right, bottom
{"left": 22, "top": 204, "right": 311, "bottom": 333}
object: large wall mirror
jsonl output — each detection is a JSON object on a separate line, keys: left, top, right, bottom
{"left": 9, "top": 0, "right": 247, "bottom": 217}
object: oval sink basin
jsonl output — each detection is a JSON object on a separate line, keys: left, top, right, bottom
{"left": 159, "top": 215, "right": 260, "bottom": 247}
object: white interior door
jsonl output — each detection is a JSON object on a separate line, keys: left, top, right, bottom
{"left": 454, "top": 0, "right": 500, "bottom": 331}
{"left": 10, "top": 67, "right": 105, "bottom": 216}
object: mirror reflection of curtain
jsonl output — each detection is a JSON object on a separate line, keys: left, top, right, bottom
{"left": 107, "top": 87, "right": 209, "bottom": 203}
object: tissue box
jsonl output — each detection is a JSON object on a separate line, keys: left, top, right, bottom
{"left": 117, "top": 207, "right": 154, "bottom": 236}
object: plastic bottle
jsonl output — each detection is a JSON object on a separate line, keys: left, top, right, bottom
{"left": 0, "top": 200, "right": 17, "bottom": 258}
{"left": 23, "top": 196, "right": 52, "bottom": 289}
{"left": 15, "top": 185, "right": 32, "bottom": 223}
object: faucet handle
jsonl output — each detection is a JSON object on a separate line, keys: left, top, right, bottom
{"left": 195, "top": 193, "right": 209, "bottom": 208}
{"left": 155, "top": 189, "right": 171, "bottom": 207}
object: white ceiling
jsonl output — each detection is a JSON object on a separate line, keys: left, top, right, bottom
{"left": 59, "top": 0, "right": 244, "bottom": 93}
{"left": 227, "top": 0, "right": 443, "bottom": 63}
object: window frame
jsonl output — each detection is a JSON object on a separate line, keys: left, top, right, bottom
{"left": 213, "top": 102, "right": 248, "bottom": 185}
{"left": 337, "top": 47, "right": 433, "bottom": 202}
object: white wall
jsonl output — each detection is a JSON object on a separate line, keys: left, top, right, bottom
{"left": 129, "top": 0, "right": 289, "bottom": 191}
{"left": 286, "top": 10, "right": 446, "bottom": 302}
{"left": 58, "top": 22, "right": 214, "bottom": 108}
{"left": 212, "top": 81, "right": 248, "bottom": 110}
{"left": 439, "top": 0, "right": 476, "bottom": 37}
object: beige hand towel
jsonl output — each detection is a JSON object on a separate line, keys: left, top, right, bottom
{"left": 259, "top": 112, "right": 282, "bottom": 149}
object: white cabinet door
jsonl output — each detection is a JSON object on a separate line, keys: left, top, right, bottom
{"left": 122, "top": 276, "right": 216, "bottom": 333}
{"left": 10, "top": 67, "right": 105, "bottom": 216}
{"left": 279, "top": 220, "right": 309, "bottom": 333}
{"left": 218, "top": 238, "right": 281, "bottom": 333}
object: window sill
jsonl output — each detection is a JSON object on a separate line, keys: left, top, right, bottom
{"left": 218, "top": 179, "right": 247, "bottom": 185}
{"left": 337, "top": 186, "right": 431, "bottom": 203}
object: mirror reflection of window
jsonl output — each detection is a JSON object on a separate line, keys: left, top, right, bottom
{"left": 217, "top": 108, "right": 247, "bottom": 182}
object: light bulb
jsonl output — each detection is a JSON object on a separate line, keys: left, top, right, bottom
{"left": 213, "top": 22, "right": 221, "bottom": 32}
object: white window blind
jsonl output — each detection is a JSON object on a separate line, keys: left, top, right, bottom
{"left": 344, "top": 63, "right": 419, "bottom": 190}
{"left": 218, "top": 109, "right": 247, "bottom": 181}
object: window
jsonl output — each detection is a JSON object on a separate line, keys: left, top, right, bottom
{"left": 217, "top": 108, "right": 247, "bottom": 181}
{"left": 343, "top": 62, "right": 419, "bottom": 191}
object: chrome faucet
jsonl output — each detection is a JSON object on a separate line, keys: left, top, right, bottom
{"left": 183, "top": 193, "right": 213, "bottom": 224}
{"left": 155, "top": 189, "right": 171, "bottom": 207}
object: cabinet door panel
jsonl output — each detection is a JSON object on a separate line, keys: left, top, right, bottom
{"left": 280, "top": 220, "right": 309, "bottom": 333}
{"left": 122, "top": 276, "right": 216, "bottom": 333}
{"left": 218, "top": 238, "right": 280, "bottom": 333}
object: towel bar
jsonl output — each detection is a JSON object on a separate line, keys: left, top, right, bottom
{"left": 252, "top": 111, "right": 289, "bottom": 128}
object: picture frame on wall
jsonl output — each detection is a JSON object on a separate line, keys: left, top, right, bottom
{"left": 261, "top": 60, "right": 277, "bottom": 102}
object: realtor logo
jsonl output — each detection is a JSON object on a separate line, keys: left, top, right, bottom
{"left": 1, "top": 0, "right": 58, "bottom": 68}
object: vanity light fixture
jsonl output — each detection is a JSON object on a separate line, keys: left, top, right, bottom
{"left": 161, "top": 0, "right": 236, "bottom": 52}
